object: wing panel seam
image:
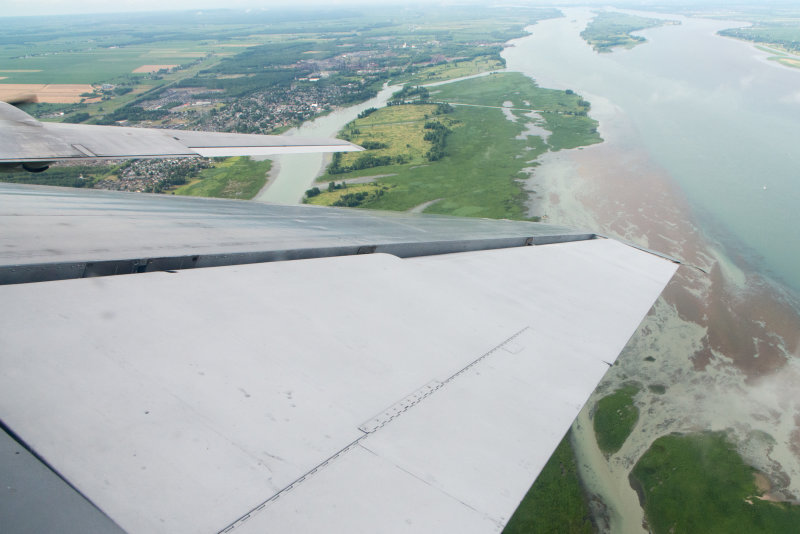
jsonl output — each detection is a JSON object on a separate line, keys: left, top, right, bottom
{"left": 217, "top": 327, "right": 531, "bottom": 532}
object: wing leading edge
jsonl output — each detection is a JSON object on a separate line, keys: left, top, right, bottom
{"left": 0, "top": 186, "right": 678, "bottom": 533}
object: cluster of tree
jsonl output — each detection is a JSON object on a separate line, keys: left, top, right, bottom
{"left": 390, "top": 85, "right": 430, "bottom": 104}
{"left": 719, "top": 28, "right": 800, "bottom": 54}
{"left": 359, "top": 141, "right": 388, "bottom": 150}
{"left": 178, "top": 70, "right": 297, "bottom": 97}
{"left": 423, "top": 120, "right": 451, "bottom": 161}
{"left": 328, "top": 152, "right": 407, "bottom": 174}
{"left": 434, "top": 103, "right": 454, "bottom": 115}
{"left": 95, "top": 106, "right": 169, "bottom": 124}
{"left": 331, "top": 187, "right": 387, "bottom": 208}
{"left": 305, "top": 181, "right": 348, "bottom": 200}
{"left": 63, "top": 112, "right": 91, "bottom": 124}
{"left": 357, "top": 107, "right": 377, "bottom": 119}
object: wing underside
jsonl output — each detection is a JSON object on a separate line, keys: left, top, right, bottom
{"left": 0, "top": 102, "right": 361, "bottom": 165}
{"left": 0, "top": 184, "right": 677, "bottom": 533}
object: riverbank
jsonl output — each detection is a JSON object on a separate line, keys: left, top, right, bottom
{"left": 306, "top": 72, "right": 600, "bottom": 219}
{"left": 254, "top": 82, "right": 401, "bottom": 205}
{"left": 509, "top": 9, "right": 800, "bottom": 532}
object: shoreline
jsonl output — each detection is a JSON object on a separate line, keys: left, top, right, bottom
{"left": 253, "top": 158, "right": 280, "bottom": 200}
{"left": 505, "top": 11, "right": 800, "bottom": 527}
{"left": 522, "top": 65, "right": 800, "bottom": 525}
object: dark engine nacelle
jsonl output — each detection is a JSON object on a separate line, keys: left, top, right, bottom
{"left": 21, "top": 163, "right": 50, "bottom": 173}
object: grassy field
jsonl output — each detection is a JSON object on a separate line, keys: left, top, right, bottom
{"left": 0, "top": 41, "right": 233, "bottom": 85}
{"left": 391, "top": 56, "right": 504, "bottom": 85}
{"left": 631, "top": 432, "right": 800, "bottom": 534}
{"left": 172, "top": 157, "right": 270, "bottom": 199}
{"left": 503, "top": 432, "right": 595, "bottom": 534}
{"left": 581, "top": 12, "right": 670, "bottom": 53}
{"left": 592, "top": 385, "right": 640, "bottom": 455}
{"left": 335, "top": 104, "right": 458, "bottom": 169}
{"left": 311, "top": 72, "right": 600, "bottom": 219}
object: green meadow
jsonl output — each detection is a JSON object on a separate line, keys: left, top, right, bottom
{"left": 503, "top": 432, "right": 594, "bottom": 534}
{"left": 631, "top": 432, "right": 800, "bottom": 534}
{"left": 173, "top": 157, "right": 270, "bottom": 199}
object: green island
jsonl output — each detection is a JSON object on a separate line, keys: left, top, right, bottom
{"left": 631, "top": 432, "right": 800, "bottom": 534}
{"left": 503, "top": 432, "right": 595, "bottom": 534}
{"left": 306, "top": 73, "right": 600, "bottom": 218}
{"left": 581, "top": 12, "right": 673, "bottom": 53}
{"left": 592, "top": 384, "right": 640, "bottom": 455}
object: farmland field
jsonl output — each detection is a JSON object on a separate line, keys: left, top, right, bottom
{"left": 0, "top": 84, "right": 95, "bottom": 103}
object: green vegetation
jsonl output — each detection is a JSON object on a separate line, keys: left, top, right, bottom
{"left": 581, "top": 12, "right": 670, "bottom": 53}
{"left": 631, "top": 432, "right": 800, "bottom": 534}
{"left": 173, "top": 157, "right": 270, "bottom": 199}
{"left": 593, "top": 384, "right": 640, "bottom": 455}
{"left": 0, "top": 163, "right": 118, "bottom": 188}
{"left": 328, "top": 103, "right": 458, "bottom": 176}
{"left": 720, "top": 24, "right": 800, "bottom": 69}
{"left": 503, "top": 432, "right": 595, "bottom": 534}
{"left": 312, "top": 73, "right": 600, "bottom": 218}
{"left": 391, "top": 56, "right": 504, "bottom": 85}
{"left": 720, "top": 25, "right": 800, "bottom": 56}
{"left": 306, "top": 182, "right": 394, "bottom": 207}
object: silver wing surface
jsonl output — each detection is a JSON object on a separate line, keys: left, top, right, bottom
{"left": 0, "top": 184, "right": 678, "bottom": 533}
{"left": 0, "top": 100, "right": 361, "bottom": 169}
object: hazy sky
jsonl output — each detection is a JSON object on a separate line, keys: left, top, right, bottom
{"left": 3, "top": 0, "right": 357, "bottom": 17}
{"left": 1, "top": 0, "right": 791, "bottom": 17}
{"left": 0, "top": 0, "right": 690, "bottom": 18}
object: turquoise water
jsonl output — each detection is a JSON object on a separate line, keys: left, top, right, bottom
{"left": 503, "top": 9, "right": 800, "bottom": 296}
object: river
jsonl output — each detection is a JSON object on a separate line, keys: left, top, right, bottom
{"left": 503, "top": 8, "right": 800, "bottom": 297}
{"left": 254, "top": 71, "right": 502, "bottom": 205}
{"left": 502, "top": 8, "right": 800, "bottom": 533}
{"left": 254, "top": 83, "right": 400, "bottom": 204}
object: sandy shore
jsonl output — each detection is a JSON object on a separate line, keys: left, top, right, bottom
{"left": 523, "top": 98, "right": 800, "bottom": 530}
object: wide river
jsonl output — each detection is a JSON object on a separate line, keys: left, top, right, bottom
{"left": 501, "top": 9, "right": 800, "bottom": 531}
{"left": 503, "top": 8, "right": 800, "bottom": 298}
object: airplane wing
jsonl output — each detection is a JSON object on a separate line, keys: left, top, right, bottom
{"left": 0, "top": 101, "right": 361, "bottom": 171}
{"left": 0, "top": 183, "right": 678, "bottom": 533}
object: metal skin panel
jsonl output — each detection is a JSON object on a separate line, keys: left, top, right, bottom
{"left": 0, "top": 239, "right": 677, "bottom": 533}
{"left": 0, "top": 101, "right": 361, "bottom": 164}
{"left": 0, "top": 183, "right": 593, "bottom": 284}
